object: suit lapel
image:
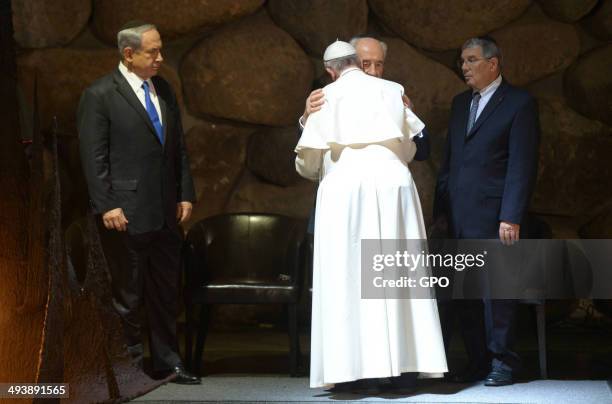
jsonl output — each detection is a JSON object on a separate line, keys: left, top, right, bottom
{"left": 113, "top": 69, "right": 159, "bottom": 142}
{"left": 466, "top": 80, "right": 509, "bottom": 140}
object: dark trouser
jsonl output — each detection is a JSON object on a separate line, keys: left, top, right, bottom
{"left": 436, "top": 235, "right": 521, "bottom": 374}
{"left": 484, "top": 299, "right": 520, "bottom": 372}
{"left": 440, "top": 298, "right": 519, "bottom": 373}
{"left": 98, "top": 220, "right": 183, "bottom": 372}
{"left": 439, "top": 299, "right": 488, "bottom": 370}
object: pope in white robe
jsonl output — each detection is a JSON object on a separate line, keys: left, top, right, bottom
{"left": 295, "top": 41, "right": 448, "bottom": 389}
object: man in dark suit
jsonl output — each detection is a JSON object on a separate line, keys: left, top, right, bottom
{"left": 78, "top": 21, "right": 199, "bottom": 384}
{"left": 434, "top": 36, "right": 540, "bottom": 386}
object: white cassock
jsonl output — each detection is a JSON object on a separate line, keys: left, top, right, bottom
{"left": 295, "top": 67, "right": 448, "bottom": 388}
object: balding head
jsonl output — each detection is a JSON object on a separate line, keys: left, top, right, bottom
{"left": 350, "top": 37, "right": 387, "bottom": 78}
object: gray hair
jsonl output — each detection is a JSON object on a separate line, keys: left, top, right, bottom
{"left": 462, "top": 37, "right": 503, "bottom": 68}
{"left": 349, "top": 36, "right": 388, "bottom": 59}
{"left": 117, "top": 23, "right": 157, "bottom": 58}
{"left": 324, "top": 55, "right": 359, "bottom": 73}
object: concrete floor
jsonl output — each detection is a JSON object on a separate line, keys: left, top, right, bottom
{"left": 133, "top": 308, "right": 612, "bottom": 402}
{"left": 135, "top": 377, "right": 612, "bottom": 403}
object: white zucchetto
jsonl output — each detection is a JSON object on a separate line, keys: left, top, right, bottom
{"left": 323, "top": 40, "right": 356, "bottom": 62}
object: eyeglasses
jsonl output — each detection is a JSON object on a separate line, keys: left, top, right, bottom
{"left": 456, "top": 57, "right": 490, "bottom": 69}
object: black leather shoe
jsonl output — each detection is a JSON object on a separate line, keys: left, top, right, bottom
{"left": 447, "top": 367, "right": 489, "bottom": 383}
{"left": 171, "top": 365, "right": 201, "bottom": 385}
{"left": 484, "top": 369, "right": 513, "bottom": 386}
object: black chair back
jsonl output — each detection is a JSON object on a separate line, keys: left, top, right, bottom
{"left": 185, "top": 213, "right": 306, "bottom": 303}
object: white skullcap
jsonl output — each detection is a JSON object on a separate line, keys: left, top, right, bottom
{"left": 323, "top": 40, "right": 356, "bottom": 62}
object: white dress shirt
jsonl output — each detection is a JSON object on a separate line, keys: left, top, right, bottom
{"left": 118, "top": 62, "right": 163, "bottom": 125}
{"left": 472, "top": 74, "right": 502, "bottom": 120}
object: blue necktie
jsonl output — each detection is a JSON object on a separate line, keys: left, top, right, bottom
{"left": 142, "top": 81, "right": 163, "bottom": 143}
{"left": 466, "top": 92, "right": 481, "bottom": 136}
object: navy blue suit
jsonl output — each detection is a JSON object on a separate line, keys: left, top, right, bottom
{"left": 435, "top": 80, "right": 539, "bottom": 238}
{"left": 434, "top": 79, "right": 540, "bottom": 373}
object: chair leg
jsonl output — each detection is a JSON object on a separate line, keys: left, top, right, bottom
{"left": 536, "top": 303, "right": 547, "bottom": 379}
{"left": 184, "top": 301, "right": 194, "bottom": 370}
{"left": 194, "top": 304, "right": 211, "bottom": 376}
{"left": 288, "top": 303, "right": 300, "bottom": 377}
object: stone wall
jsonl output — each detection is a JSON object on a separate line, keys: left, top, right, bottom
{"left": 13, "top": 0, "right": 612, "bottom": 238}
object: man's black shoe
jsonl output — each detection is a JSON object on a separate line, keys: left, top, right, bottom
{"left": 484, "top": 369, "right": 513, "bottom": 387}
{"left": 447, "top": 367, "right": 489, "bottom": 383}
{"left": 171, "top": 365, "right": 201, "bottom": 385}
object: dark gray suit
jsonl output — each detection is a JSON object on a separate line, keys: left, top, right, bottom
{"left": 78, "top": 68, "right": 195, "bottom": 371}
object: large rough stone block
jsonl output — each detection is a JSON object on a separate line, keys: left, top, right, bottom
{"left": 534, "top": 98, "right": 612, "bottom": 216}
{"left": 583, "top": 0, "right": 612, "bottom": 41}
{"left": 382, "top": 37, "right": 466, "bottom": 142}
{"left": 184, "top": 121, "right": 254, "bottom": 228}
{"left": 491, "top": 22, "right": 579, "bottom": 86}
{"left": 369, "top": 0, "right": 531, "bottom": 51}
{"left": 267, "top": 0, "right": 368, "bottom": 56}
{"left": 564, "top": 45, "right": 612, "bottom": 126}
{"left": 579, "top": 204, "right": 612, "bottom": 238}
{"left": 92, "top": 0, "right": 264, "bottom": 44}
{"left": 226, "top": 171, "right": 316, "bottom": 219}
{"left": 181, "top": 13, "right": 313, "bottom": 126}
{"left": 12, "top": 0, "right": 91, "bottom": 48}
{"left": 537, "top": 0, "right": 598, "bottom": 22}
{"left": 17, "top": 48, "right": 182, "bottom": 136}
{"left": 247, "top": 126, "right": 303, "bottom": 187}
